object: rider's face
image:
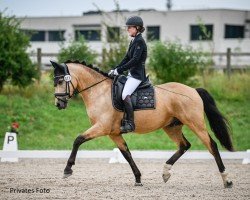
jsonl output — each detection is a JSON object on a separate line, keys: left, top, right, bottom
{"left": 127, "top": 26, "right": 137, "bottom": 37}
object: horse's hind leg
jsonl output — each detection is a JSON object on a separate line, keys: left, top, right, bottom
{"left": 162, "top": 125, "right": 191, "bottom": 183}
{"left": 109, "top": 135, "right": 142, "bottom": 186}
{"left": 187, "top": 122, "right": 233, "bottom": 188}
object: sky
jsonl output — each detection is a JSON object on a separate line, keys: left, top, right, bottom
{"left": 1, "top": 0, "right": 250, "bottom": 17}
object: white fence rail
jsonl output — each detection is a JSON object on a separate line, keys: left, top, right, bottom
{"left": 0, "top": 149, "right": 249, "bottom": 164}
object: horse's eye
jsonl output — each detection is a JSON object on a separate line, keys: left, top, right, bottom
{"left": 58, "top": 79, "right": 63, "bottom": 85}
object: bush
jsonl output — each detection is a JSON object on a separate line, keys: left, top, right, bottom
{"left": 97, "top": 3, "right": 129, "bottom": 71}
{"left": 148, "top": 41, "right": 210, "bottom": 84}
{"left": 0, "top": 12, "right": 39, "bottom": 91}
{"left": 57, "top": 36, "right": 98, "bottom": 64}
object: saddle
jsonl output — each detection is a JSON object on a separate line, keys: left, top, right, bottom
{"left": 111, "top": 75, "right": 155, "bottom": 112}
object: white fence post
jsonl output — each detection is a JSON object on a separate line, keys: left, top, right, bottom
{"left": 109, "top": 148, "right": 127, "bottom": 164}
{"left": 242, "top": 149, "right": 250, "bottom": 164}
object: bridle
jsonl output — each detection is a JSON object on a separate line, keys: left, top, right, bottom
{"left": 54, "top": 63, "right": 109, "bottom": 102}
{"left": 54, "top": 74, "right": 77, "bottom": 102}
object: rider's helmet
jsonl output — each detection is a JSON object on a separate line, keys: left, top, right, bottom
{"left": 125, "top": 16, "right": 143, "bottom": 27}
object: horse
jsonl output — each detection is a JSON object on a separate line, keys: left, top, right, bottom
{"left": 51, "top": 60, "right": 234, "bottom": 188}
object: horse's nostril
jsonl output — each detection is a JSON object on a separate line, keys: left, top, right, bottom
{"left": 57, "top": 102, "right": 60, "bottom": 107}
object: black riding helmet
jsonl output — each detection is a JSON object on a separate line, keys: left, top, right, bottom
{"left": 125, "top": 16, "right": 143, "bottom": 27}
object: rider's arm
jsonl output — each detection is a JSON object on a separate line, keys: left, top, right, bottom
{"left": 116, "top": 40, "right": 143, "bottom": 74}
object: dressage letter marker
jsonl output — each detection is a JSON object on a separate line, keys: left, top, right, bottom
{"left": 1, "top": 132, "right": 18, "bottom": 162}
{"left": 8, "top": 135, "right": 14, "bottom": 144}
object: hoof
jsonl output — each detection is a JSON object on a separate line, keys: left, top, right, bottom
{"left": 63, "top": 168, "right": 73, "bottom": 179}
{"left": 63, "top": 173, "right": 72, "bottom": 179}
{"left": 134, "top": 182, "right": 143, "bottom": 186}
{"left": 162, "top": 173, "right": 171, "bottom": 183}
{"left": 224, "top": 181, "right": 233, "bottom": 188}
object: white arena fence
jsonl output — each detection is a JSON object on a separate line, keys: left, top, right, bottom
{"left": 0, "top": 149, "right": 249, "bottom": 164}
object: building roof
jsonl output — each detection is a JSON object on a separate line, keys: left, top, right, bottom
{"left": 18, "top": 8, "right": 250, "bottom": 19}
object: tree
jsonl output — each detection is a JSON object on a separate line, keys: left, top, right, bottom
{"left": 93, "top": 1, "right": 129, "bottom": 71}
{"left": 0, "top": 12, "right": 39, "bottom": 91}
{"left": 101, "top": 34, "right": 128, "bottom": 71}
{"left": 57, "top": 36, "right": 98, "bottom": 64}
{"left": 148, "top": 41, "right": 210, "bottom": 84}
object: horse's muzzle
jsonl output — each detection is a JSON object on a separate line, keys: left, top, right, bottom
{"left": 55, "top": 98, "right": 68, "bottom": 110}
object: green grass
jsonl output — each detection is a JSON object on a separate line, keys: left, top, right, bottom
{"left": 0, "top": 72, "right": 249, "bottom": 151}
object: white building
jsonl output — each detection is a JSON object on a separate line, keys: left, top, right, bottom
{"left": 19, "top": 9, "right": 250, "bottom": 68}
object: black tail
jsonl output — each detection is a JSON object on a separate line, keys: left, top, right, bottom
{"left": 196, "top": 88, "right": 234, "bottom": 151}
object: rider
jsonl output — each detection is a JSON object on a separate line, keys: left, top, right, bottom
{"left": 108, "top": 16, "right": 147, "bottom": 133}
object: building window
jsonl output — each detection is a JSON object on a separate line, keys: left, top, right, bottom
{"left": 74, "top": 24, "right": 101, "bottom": 41}
{"left": 22, "top": 29, "right": 65, "bottom": 42}
{"left": 30, "top": 30, "right": 46, "bottom": 41}
{"left": 75, "top": 30, "right": 101, "bottom": 41}
{"left": 147, "top": 26, "right": 160, "bottom": 41}
{"left": 190, "top": 24, "right": 213, "bottom": 41}
{"left": 225, "top": 25, "right": 244, "bottom": 39}
{"left": 107, "top": 27, "right": 120, "bottom": 42}
{"left": 48, "top": 30, "right": 65, "bottom": 41}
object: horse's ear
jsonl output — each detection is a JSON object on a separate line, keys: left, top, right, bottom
{"left": 50, "top": 60, "right": 66, "bottom": 74}
{"left": 50, "top": 60, "right": 61, "bottom": 69}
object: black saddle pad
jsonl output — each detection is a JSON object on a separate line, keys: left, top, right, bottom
{"left": 111, "top": 75, "right": 156, "bottom": 112}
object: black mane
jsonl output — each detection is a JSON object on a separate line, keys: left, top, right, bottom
{"left": 64, "top": 60, "right": 111, "bottom": 78}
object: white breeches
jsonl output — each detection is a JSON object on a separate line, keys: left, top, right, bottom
{"left": 122, "top": 76, "right": 142, "bottom": 100}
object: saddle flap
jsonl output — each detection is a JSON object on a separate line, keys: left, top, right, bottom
{"left": 112, "top": 75, "right": 155, "bottom": 112}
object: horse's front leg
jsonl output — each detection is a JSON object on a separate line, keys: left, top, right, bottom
{"left": 109, "top": 135, "right": 142, "bottom": 186}
{"left": 63, "top": 124, "right": 105, "bottom": 178}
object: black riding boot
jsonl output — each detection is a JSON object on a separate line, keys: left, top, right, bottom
{"left": 120, "top": 95, "right": 135, "bottom": 133}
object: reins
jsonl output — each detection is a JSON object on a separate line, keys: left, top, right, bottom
{"left": 54, "top": 62, "right": 191, "bottom": 101}
{"left": 155, "top": 86, "right": 193, "bottom": 100}
{"left": 74, "top": 77, "right": 109, "bottom": 95}
{"left": 125, "top": 74, "right": 192, "bottom": 100}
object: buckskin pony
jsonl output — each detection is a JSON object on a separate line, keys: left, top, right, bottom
{"left": 51, "top": 60, "right": 234, "bottom": 188}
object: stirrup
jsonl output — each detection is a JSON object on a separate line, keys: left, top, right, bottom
{"left": 120, "top": 120, "right": 135, "bottom": 134}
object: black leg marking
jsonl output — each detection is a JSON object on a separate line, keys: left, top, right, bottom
{"left": 119, "top": 143, "right": 142, "bottom": 185}
{"left": 209, "top": 136, "right": 233, "bottom": 188}
{"left": 64, "top": 135, "right": 91, "bottom": 177}
{"left": 163, "top": 134, "right": 191, "bottom": 183}
{"left": 209, "top": 136, "right": 225, "bottom": 173}
{"left": 166, "top": 134, "right": 191, "bottom": 165}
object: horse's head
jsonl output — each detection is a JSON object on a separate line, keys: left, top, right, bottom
{"left": 50, "top": 60, "right": 77, "bottom": 110}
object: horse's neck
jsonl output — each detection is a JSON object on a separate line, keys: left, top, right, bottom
{"left": 75, "top": 66, "right": 111, "bottom": 107}
{"left": 80, "top": 79, "right": 112, "bottom": 113}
